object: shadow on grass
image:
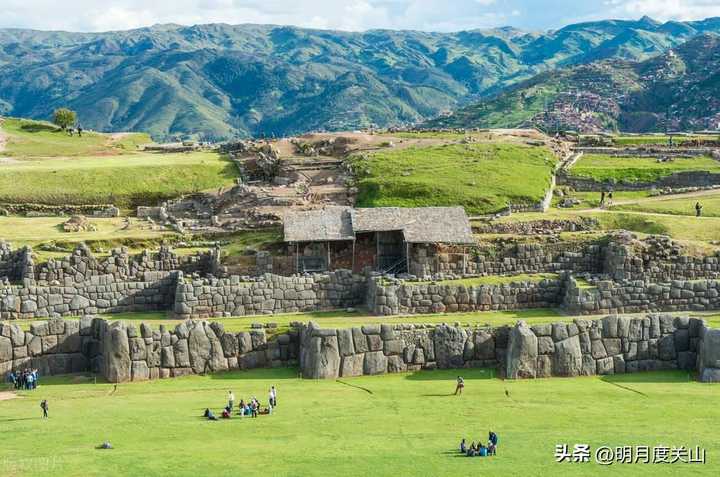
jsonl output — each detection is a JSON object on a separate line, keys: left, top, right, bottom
{"left": 209, "top": 367, "right": 300, "bottom": 381}
{"left": 600, "top": 370, "right": 691, "bottom": 385}
{"left": 404, "top": 368, "right": 495, "bottom": 381}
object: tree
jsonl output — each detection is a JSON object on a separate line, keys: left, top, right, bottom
{"left": 53, "top": 108, "right": 77, "bottom": 130}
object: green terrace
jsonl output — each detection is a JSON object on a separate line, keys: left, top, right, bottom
{"left": 351, "top": 142, "right": 557, "bottom": 215}
{"left": 568, "top": 154, "right": 720, "bottom": 183}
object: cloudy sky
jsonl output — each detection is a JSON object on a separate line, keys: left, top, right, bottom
{"left": 2, "top": 0, "right": 720, "bottom": 33}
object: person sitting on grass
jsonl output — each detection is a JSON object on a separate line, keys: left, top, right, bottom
{"left": 466, "top": 442, "right": 477, "bottom": 457}
{"left": 460, "top": 439, "right": 466, "bottom": 454}
{"left": 238, "top": 399, "right": 246, "bottom": 417}
{"left": 203, "top": 408, "right": 218, "bottom": 421}
{"left": 222, "top": 408, "right": 231, "bottom": 419}
{"left": 478, "top": 443, "right": 488, "bottom": 457}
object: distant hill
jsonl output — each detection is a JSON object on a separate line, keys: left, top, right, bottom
{"left": 425, "top": 34, "right": 720, "bottom": 133}
{"left": 2, "top": 18, "right": 720, "bottom": 139}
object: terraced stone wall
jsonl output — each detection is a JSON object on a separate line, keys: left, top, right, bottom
{"left": 297, "top": 315, "right": 718, "bottom": 382}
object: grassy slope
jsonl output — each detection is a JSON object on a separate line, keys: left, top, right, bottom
{"left": 1, "top": 118, "right": 150, "bottom": 157}
{"left": 611, "top": 134, "right": 720, "bottom": 146}
{"left": 0, "top": 152, "right": 237, "bottom": 207}
{"left": 569, "top": 154, "right": 720, "bottom": 183}
{"left": 352, "top": 142, "right": 557, "bottom": 215}
{"left": 0, "top": 118, "right": 238, "bottom": 207}
{"left": 0, "top": 369, "right": 718, "bottom": 476}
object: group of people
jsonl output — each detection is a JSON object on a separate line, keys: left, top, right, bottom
{"left": 599, "top": 191, "right": 614, "bottom": 208}
{"left": 203, "top": 386, "right": 278, "bottom": 421}
{"left": 460, "top": 432, "right": 499, "bottom": 458}
{"left": 6, "top": 369, "right": 40, "bottom": 390}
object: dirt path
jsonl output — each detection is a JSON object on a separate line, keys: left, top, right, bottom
{"left": 0, "top": 390, "right": 18, "bottom": 401}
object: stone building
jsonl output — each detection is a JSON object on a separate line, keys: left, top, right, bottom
{"left": 283, "top": 206, "right": 475, "bottom": 275}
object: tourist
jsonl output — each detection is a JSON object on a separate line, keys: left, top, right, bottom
{"left": 467, "top": 442, "right": 476, "bottom": 457}
{"left": 228, "top": 390, "right": 235, "bottom": 410}
{"left": 460, "top": 439, "right": 467, "bottom": 454}
{"left": 7, "top": 371, "right": 16, "bottom": 387}
{"left": 270, "top": 385, "right": 277, "bottom": 407}
{"left": 203, "top": 408, "right": 218, "bottom": 421}
{"left": 599, "top": 191, "right": 605, "bottom": 208}
{"left": 238, "top": 399, "right": 246, "bottom": 417}
{"left": 488, "top": 442, "right": 497, "bottom": 456}
{"left": 454, "top": 376, "right": 465, "bottom": 395}
{"left": 607, "top": 191, "right": 613, "bottom": 206}
{"left": 222, "top": 408, "right": 232, "bottom": 419}
{"left": 26, "top": 371, "right": 34, "bottom": 390}
{"left": 696, "top": 202, "right": 703, "bottom": 217}
{"left": 77, "top": 125, "right": 83, "bottom": 137}
{"left": 478, "top": 443, "right": 488, "bottom": 457}
{"left": 40, "top": 399, "right": 48, "bottom": 419}
{"left": 488, "top": 430, "right": 498, "bottom": 454}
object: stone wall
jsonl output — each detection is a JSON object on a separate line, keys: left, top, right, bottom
{"left": 409, "top": 240, "right": 604, "bottom": 278}
{"left": 368, "top": 277, "right": 565, "bottom": 316}
{"left": 557, "top": 170, "right": 720, "bottom": 192}
{"left": 0, "top": 203, "right": 119, "bottom": 218}
{"left": 0, "top": 316, "right": 298, "bottom": 382}
{"left": 0, "top": 272, "right": 178, "bottom": 320}
{"left": 298, "top": 315, "right": 715, "bottom": 381}
{"left": 604, "top": 234, "right": 720, "bottom": 282}
{"left": 0, "top": 242, "right": 30, "bottom": 283}
{"left": 173, "top": 270, "right": 367, "bottom": 319}
{"left": 3, "top": 315, "right": 719, "bottom": 383}
{"left": 563, "top": 278, "right": 720, "bottom": 315}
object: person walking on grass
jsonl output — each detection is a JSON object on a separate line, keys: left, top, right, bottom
{"left": 269, "top": 386, "right": 277, "bottom": 407}
{"left": 696, "top": 202, "right": 703, "bottom": 217}
{"left": 455, "top": 376, "right": 465, "bottom": 395}
{"left": 40, "top": 400, "right": 48, "bottom": 419}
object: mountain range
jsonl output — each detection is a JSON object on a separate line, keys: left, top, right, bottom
{"left": 1, "top": 17, "right": 720, "bottom": 139}
{"left": 428, "top": 34, "right": 720, "bottom": 133}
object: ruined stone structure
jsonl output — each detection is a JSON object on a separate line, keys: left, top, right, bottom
{"left": 297, "top": 315, "right": 720, "bottom": 382}
{"left": 3, "top": 315, "right": 718, "bottom": 383}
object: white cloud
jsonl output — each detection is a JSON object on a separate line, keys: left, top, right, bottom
{"left": 616, "top": 0, "right": 720, "bottom": 20}
{"left": 0, "top": 0, "right": 719, "bottom": 33}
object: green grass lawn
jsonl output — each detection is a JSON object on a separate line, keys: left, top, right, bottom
{"left": 1, "top": 118, "right": 150, "bottom": 158}
{"left": 613, "top": 194, "right": 720, "bottom": 218}
{"left": 611, "top": 134, "right": 720, "bottom": 146}
{"left": 569, "top": 154, "right": 720, "bottom": 183}
{"left": 555, "top": 190, "right": 652, "bottom": 208}
{"left": 0, "top": 152, "right": 237, "bottom": 208}
{"left": 417, "top": 273, "right": 559, "bottom": 287}
{"left": 0, "top": 368, "right": 717, "bottom": 476}
{"left": 351, "top": 142, "right": 557, "bottom": 215}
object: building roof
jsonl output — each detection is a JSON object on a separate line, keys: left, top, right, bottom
{"left": 284, "top": 206, "right": 474, "bottom": 244}
{"left": 283, "top": 206, "right": 354, "bottom": 242}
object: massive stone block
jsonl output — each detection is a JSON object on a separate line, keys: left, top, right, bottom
{"left": 433, "top": 325, "right": 467, "bottom": 368}
{"left": 506, "top": 322, "right": 538, "bottom": 379}
{"left": 102, "top": 322, "right": 131, "bottom": 383}
{"left": 340, "top": 354, "right": 364, "bottom": 377}
{"left": 303, "top": 335, "right": 341, "bottom": 379}
{"left": 188, "top": 323, "right": 211, "bottom": 374}
{"left": 553, "top": 336, "right": 582, "bottom": 377}
{"left": 363, "top": 351, "right": 388, "bottom": 375}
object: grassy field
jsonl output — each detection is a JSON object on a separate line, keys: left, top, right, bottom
{"left": 0, "top": 118, "right": 150, "bottom": 158}
{"left": 554, "top": 190, "right": 652, "bottom": 208}
{"left": 0, "top": 118, "right": 238, "bottom": 208}
{"left": 0, "top": 152, "right": 237, "bottom": 208}
{"left": 8, "top": 308, "right": 720, "bottom": 334}
{"left": 351, "top": 142, "right": 557, "bottom": 215}
{"left": 420, "top": 273, "right": 559, "bottom": 287}
{"left": 569, "top": 154, "right": 720, "bottom": 183}
{"left": 613, "top": 194, "right": 720, "bottom": 218}
{"left": 496, "top": 208, "right": 720, "bottom": 243}
{"left": 0, "top": 368, "right": 718, "bottom": 476}
{"left": 611, "top": 134, "right": 720, "bottom": 146}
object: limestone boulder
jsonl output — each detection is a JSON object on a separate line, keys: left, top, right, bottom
{"left": 173, "top": 339, "right": 191, "bottom": 368}
{"left": 352, "top": 327, "right": 369, "bottom": 353}
{"left": 363, "top": 351, "right": 388, "bottom": 375}
{"left": 0, "top": 336, "right": 12, "bottom": 362}
{"left": 337, "top": 328, "right": 355, "bottom": 357}
{"left": 303, "top": 335, "right": 341, "bottom": 379}
{"left": 102, "top": 322, "right": 131, "bottom": 383}
{"left": 474, "top": 331, "right": 495, "bottom": 360}
{"left": 505, "top": 322, "right": 538, "bottom": 379}
{"left": 132, "top": 361, "right": 150, "bottom": 381}
{"left": 340, "top": 354, "right": 364, "bottom": 377}
{"left": 433, "top": 325, "right": 467, "bottom": 368}
{"left": 188, "top": 323, "right": 212, "bottom": 374}
{"left": 553, "top": 336, "right": 583, "bottom": 377}
{"left": 220, "top": 333, "right": 238, "bottom": 357}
